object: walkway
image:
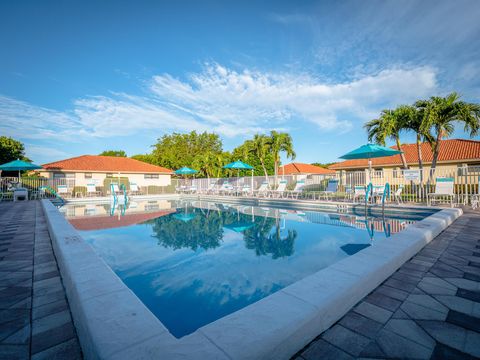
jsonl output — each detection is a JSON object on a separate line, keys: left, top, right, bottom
{"left": 294, "top": 209, "right": 480, "bottom": 359}
{"left": 0, "top": 201, "right": 82, "bottom": 360}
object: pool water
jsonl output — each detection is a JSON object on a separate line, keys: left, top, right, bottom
{"left": 62, "top": 199, "right": 434, "bottom": 338}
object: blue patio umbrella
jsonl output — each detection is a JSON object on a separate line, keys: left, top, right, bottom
{"left": 224, "top": 221, "right": 255, "bottom": 233}
{"left": 173, "top": 213, "right": 196, "bottom": 222}
{"left": 339, "top": 144, "right": 402, "bottom": 172}
{"left": 223, "top": 160, "right": 254, "bottom": 188}
{"left": 175, "top": 167, "right": 198, "bottom": 175}
{"left": 0, "top": 159, "right": 42, "bottom": 179}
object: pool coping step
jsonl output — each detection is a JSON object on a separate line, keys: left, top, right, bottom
{"left": 41, "top": 199, "right": 462, "bottom": 360}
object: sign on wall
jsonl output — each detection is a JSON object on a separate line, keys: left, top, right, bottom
{"left": 403, "top": 169, "right": 421, "bottom": 182}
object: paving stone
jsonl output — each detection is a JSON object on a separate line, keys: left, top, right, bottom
{"left": 338, "top": 312, "right": 383, "bottom": 339}
{"left": 353, "top": 301, "right": 392, "bottom": 324}
{"left": 374, "top": 285, "right": 409, "bottom": 301}
{"left": 0, "top": 344, "right": 29, "bottom": 360}
{"left": 447, "top": 310, "right": 480, "bottom": 333}
{"left": 405, "top": 294, "right": 449, "bottom": 314}
{"left": 445, "top": 277, "right": 480, "bottom": 291}
{"left": 1, "top": 324, "right": 30, "bottom": 345}
{"left": 456, "top": 288, "right": 480, "bottom": 302}
{"left": 430, "top": 342, "right": 477, "bottom": 360}
{"left": 434, "top": 295, "right": 480, "bottom": 317}
{"left": 32, "top": 310, "right": 71, "bottom": 336}
{"left": 31, "top": 338, "right": 82, "bottom": 360}
{"left": 365, "top": 292, "right": 402, "bottom": 312}
{"left": 31, "top": 321, "right": 75, "bottom": 355}
{"left": 384, "top": 278, "right": 417, "bottom": 292}
{"left": 464, "top": 272, "right": 480, "bottom": 282}
{"left": 32, "top": 299, "right": 68, "bottom": 321}
{"left": 400, "top": 300, "right": 448, "bottom": 320}
{"left": 301, "top": 338, "right": 354, "bottom": 360}
{"left": 384, "top": 318, "right": 436, "bottom": 349}
{"left": 418, "top": 277, "right": 458, "bottom": 295}
{"left": 392, "top": 308, "right": 410, "bottom": 319}
{"left": 419, "top": 320, "right": 480, "bottom": 358}
{"left": 322, "top": 325, "right": 371, "bottom": 357}
{"left": 375, "top": 328, "right": 433, "bottom": 359}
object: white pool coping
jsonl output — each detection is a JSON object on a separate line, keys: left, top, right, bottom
{"left": 41, "top": 199, "right": 462, "bottom": 360}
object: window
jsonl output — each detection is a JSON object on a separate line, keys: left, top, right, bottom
{"left": 84, "top": 173, "right": 92, "bottom": 179}
{"left": 144, "top": 174, "right": 159, "bottom": 179}
{"left": 53, "top": 172, "right": 74, "bottom": 179}
{"left": 106, "top": 173, "right": 113, "bottom": 178}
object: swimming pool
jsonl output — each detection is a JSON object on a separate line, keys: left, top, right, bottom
{"left": 61, "top": 199, "right": 436, "bottom": 338}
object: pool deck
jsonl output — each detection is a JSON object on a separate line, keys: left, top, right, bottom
{"left": 1, "top": 199, "right": 479, "bottom": 359}
{"left": 293, "top": 209, "right": 480, "bottom": 359}
{"left": 0, "top": 201, "right": 82, "bottom": 360}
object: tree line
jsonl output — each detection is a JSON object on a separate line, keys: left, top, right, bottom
{"left": 364, "top": 92, "right": 480, "bottom": 170}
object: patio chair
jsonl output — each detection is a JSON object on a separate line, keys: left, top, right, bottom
{"left": 344, "top": 185, "right": 353, "bottom": 201}
{"left": 86, "top": 183, "right": 102, "bottom": 197}
{"left": 253, "top": 182, "right": 270, "bottom": 197}
{"left": 470, "top": 177, "right": 479, "bottom": 210}
{"left": 218, "top": 182, "right": 234, "bottom": 196}
{"left": 287, "top": 180, "right": 305, "bottom": 199}
{"left": 318, "top": 179, "right": 339, "bottom": 201}
{"left": 427, "top": 177, "right": 455, "bottom": 207}
{"left": 57, "top": 185, "right": 71, "bottom": 198}
{"left": 269, "top": 180, "right": 288, "bottom": 198}
{"left": 240, "top": 185, "right": 252, "bottom": 196}
{"left": 393, "top": 185, "right": 404, "bottom": 204}
{"left": 353, "top": 186, "right": 367, "bottom": 203}
{"left": 204, "top": 181, "right": 217, "bottom": 195}
{"left": 129, "top": 183, "right": 142, "bottom": 196}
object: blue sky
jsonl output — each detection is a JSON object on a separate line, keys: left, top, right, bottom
{"left": 1, "top": 0, "right": 479, "bottom": 165}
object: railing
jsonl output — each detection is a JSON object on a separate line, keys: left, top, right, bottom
{"left": 0, "top": 177, "right": 179, "bottom": 200}
{"left": 179, "top": 166, "right": 480, "bottom": 206}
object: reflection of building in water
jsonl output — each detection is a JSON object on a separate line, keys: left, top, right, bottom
{"left": 338, "top": 215, "right": 414, "bottom": 234}
{"left": 63, "top": 200, "right": 175, "bottom": 230}
{"left": 69, "top": 209, "right": 175, "bottom": 230}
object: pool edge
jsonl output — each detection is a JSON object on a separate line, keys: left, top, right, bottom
{"left": 41, "top": 199, "right": 462, "bottom": 360}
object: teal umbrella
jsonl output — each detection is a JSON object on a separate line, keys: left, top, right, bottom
{"left": 0, "top": 159, "right": 42, "bottom": 179}
{"left": 173, "top": 213, "right": 196, "bottom": 222}
{"left": 223, "top": 160, "right": 254, "bottom": 170}
{"left": 339, "top": 144, "right": 402, "bottom": 172}
{"left": 224, "top": 221, "right": 255, "bottom": 233}
{"left": 223, "top": 160, "right": 254, "bottom": 189}
{"left": 175, "top": 167, "right": 198, "bottom": 175}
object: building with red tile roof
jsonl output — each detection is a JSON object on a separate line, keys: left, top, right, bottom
{"left": 329, "top": 139, "right": 480, "bottom": 170}
{"left": 37, "top": 155, "right": 173, "bottom": 193}
{"left": 279, "top": 163, "right": 336, "bottom": 175}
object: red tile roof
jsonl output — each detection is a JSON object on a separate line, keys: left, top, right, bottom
{"left": 42, "top": 155, "right": 173, "bottom": 174}
{"left": 278, "top": 163, "right": 336, "bottom": 175}
{"left": 330, "top": 139, "right": 480, "bottom": 170}
{"left": 69, "top": 209, "right": 175, "bottom": 230}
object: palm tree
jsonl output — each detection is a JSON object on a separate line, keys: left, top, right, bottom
{"left": 248, "top": 134, "right": 271, "bottom": 182}
{"left": 269, "top": 131, "right": 296, "bottom": 185}
{"left": 402, "top": 105, "right": 433, "bottom": 171}
{"left": 193, "top": 152, "right": 216, "bottom": 180}
{"left": 416, "top": 92, "right": 480, "bottom": 170}
{"left": 364, "top": 107, "right": 410, "bottom": 169}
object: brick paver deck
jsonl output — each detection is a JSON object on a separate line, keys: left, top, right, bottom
{"left": 294, "top": 209, "right": 480, "bottom": 359}
{"left": 0, "top": 201, "right": 82, "bottom": 360}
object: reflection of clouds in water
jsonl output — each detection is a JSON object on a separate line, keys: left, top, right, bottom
{"left": 83, "top": 213, "right": 372, "bottom": 305}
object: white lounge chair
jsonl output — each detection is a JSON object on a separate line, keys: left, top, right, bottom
{"left": 318, "top": 179, "right": 339, "bottom": 201}
{"left": 353, "top": 186, "right": 367, "bottom": 202}
{"left": 269, "top": 180, "right": 288, "bottom": 198}
{"left": 240, "top": 185, "right": 252, "bottom": 196}
{"left": 427, "top": 177, "right": 455, "bottom": 207}
{"left": 86, "top": 183, "right": 101, "bottom": 197}
{"left": 204, "top": 182, "right": 217, "bottom": 195}
{"left": 287, "top": 180, "right": 305, "bottom": 199}
{"left": 129, "top": 183, "right": 142, "bottom": 195}
{"left": 218, "top": 182, "right": 234, "bottom": 196}
{"left": 57, "top": 185, "right": 71, "bottom": 198}
{"left": 394, "top": 185, "right": 404, "bottom": 204}
{"left": 253, "top": 182, "right": 270, "bottom": 197}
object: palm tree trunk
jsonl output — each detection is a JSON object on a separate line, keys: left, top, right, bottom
{"left": 416, "top": 134, "right": 423, "bottom": 170}
{"left": 431, "top": 132, "right": 442, "bottom": 171}
{"left": 260, "top": 159, "right": 269, "bottom": 183}
{"left": 274, "top": 159, "right": 278, "bottom": 185}
{"left": 396, "top": 138, "right": 409, "bottom": 169}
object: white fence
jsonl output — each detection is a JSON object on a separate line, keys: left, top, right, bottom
{"left": 0, "top": 177, "right": 179, "bottom": 200}
{"left": 180, "top": 166, "right": 480, "bottom": 206}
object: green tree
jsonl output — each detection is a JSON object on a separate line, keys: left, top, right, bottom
{"left": 402, "top": 105, "right": 433, "bottom": 171}
{"left": 364, "top": 107, "right": 410, "bottom": 169}
{"left": 131, "top": 154, "right": 155, "bottom": 164}
{"left": 269, "top": 131, "right": 296, "bottom": 184}
{"left": 311, "top": 162, "right": 335, "bottom": 168}
{"left": 151, "top": 131, "right": 223, "bottom": 171}
{"left": 416, "top": 92, "right": 480, "bottom": 170}
{"left": 247, "top": 135, "right": 272, "bottom": 181}
{"left": 99, "top": 150, "right": 127, "bottom": 157}
{"left": 231, "top": 141, "right": 274, "bottom": 177}
{"left": 0, "top": 136, "right": 30, "bottom": 164}
{"left": 193, "top": 152, "right": 218, "bottom": 179}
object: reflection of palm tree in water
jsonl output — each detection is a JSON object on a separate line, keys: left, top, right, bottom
{"left": 149, "top": 205, "right": 297, "bottom": 257}
{"left": 243, "top": 211, "right": 296, "bottom": 259}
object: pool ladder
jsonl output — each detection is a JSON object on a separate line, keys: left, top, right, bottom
{"left": 364, "top": 182, "right": 390, "bottom": 216}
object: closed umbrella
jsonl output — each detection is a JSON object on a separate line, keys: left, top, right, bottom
{"left": 0, "top": 159, "right": 42, "bottom": 183}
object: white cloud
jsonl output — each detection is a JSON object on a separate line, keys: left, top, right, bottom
{"left": 0, "top": 63, "right": 438, "bottom": 142}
